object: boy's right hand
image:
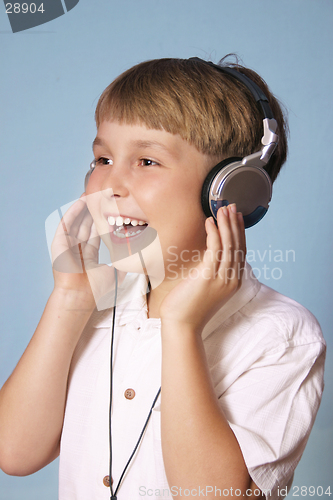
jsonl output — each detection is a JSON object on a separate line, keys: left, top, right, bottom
{"left": 51, "top": 196, "right": 122, "bottom": 310}
{"left": 0, "top": 195, "right": 121, "bottom": 476}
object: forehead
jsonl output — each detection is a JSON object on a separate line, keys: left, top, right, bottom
{"left": 93, "top": 120, "right": 211, "bottom": 164}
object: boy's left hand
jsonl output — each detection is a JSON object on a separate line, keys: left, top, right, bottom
{"left": 159, "top": 204, "right": 246, "bottom": 334}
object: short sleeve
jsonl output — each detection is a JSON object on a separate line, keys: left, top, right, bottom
{"left": 218, "top": 340, "right": 326, "bottom": 500}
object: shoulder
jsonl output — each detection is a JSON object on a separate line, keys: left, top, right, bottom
{"left": 204, "top": 280, "right": 326, "bottom": 369}
{"left": 242, "top": 282, "right": 325, "bottom": 348}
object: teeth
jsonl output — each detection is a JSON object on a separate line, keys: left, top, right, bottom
{"left": 114, "top": 230, "right": 143, "bottom": 238}
{"left": 107, "top": 215, "right": 147, "bottom": 227}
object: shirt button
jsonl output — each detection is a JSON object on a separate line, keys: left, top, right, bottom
{"left": 124, "top": 388, "right": 136, "bottom": 400}
{"left": 103, "top": 475, "right": 113, "bottom": 487}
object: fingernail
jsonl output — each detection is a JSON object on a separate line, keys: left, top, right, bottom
{"left": 222, "top": 206, "right": 229, "bottom": 216}
{"left": 207, "top": 217, "right": 215, "bottom": 225}
{"left": 230, "top": 204, "right": 237, "bottom": 213}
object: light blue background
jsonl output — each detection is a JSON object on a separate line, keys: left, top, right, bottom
{"left": 0, "top": 0, "right": 332, "bottom": 498}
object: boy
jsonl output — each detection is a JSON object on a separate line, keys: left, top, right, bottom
{"left": 0, "top": 57, "right": 325, "bottom": 500}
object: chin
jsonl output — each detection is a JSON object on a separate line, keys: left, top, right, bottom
{"left": 109, "top": 231, "right": 165, "bottom": 290}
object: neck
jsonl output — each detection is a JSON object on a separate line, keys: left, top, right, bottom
{"left": 145, "top": 253, "right": 206, "bottom": 318}
{"left": 146, "top": 275, "right": 183, "bottom": 319}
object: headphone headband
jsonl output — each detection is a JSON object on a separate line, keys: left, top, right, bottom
{"left": 188, "top": 57, "right": 274, "bottom": 119}
{"left": 188, "top": 57, "right": 278, "bottom": 168}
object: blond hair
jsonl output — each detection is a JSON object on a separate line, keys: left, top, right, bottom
{"left": 95, "top": 57, "right": 288, "bottom": 183}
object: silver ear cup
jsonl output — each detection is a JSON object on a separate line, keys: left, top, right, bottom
{"left": 208, "top": 161, "right": 272, "bottom": 228}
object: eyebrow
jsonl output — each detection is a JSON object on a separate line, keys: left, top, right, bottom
{"left": 129, "top": 139, "right": 180, "bottom": 161}
{"left": 92, "top": 137, "right": 107, "bottom": 150}
{"left": 92, "top": 137, "right": 178, "bottom": 158}
{"left": 129, "top": 140, "right": 170, "bottom": 152}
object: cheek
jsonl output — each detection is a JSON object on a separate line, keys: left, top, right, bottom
{"left": 84, "top": 189, "right": 109, "bottom": 237}
{"left": 86, "top": 170, "right": 104, "bottom": 194}
{"left": 163, "top": 178, "right": 206, "bottom": 226}
{"left": 85, "top": 182, "right": 101, "bottom": 216}
{"left": 139, "top": 174, "right": 203, "bottom": 213}
{"left": 165, "top": 182, "right": 207, "bottom": 250}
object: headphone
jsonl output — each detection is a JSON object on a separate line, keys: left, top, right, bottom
{"left": 192, "top": 57, "right": 279, "bottom": 228}
{"left": 86, "top": 57, "right": 278, "bottom": 229}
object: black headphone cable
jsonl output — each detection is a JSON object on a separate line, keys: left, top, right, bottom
{"left": 108, "top": 268, "right": 161, "bottom": 500}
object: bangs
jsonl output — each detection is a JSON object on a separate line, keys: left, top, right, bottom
{"left": 95, "top": 61, "right": 190, "bottom": 138}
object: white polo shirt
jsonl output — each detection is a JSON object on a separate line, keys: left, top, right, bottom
{"left": 59, "top": 263, "right": 326, "bottom": 500}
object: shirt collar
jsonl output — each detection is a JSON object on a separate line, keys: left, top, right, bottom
{"left": 90, "top": 261, "right": 260, "bottom": 334}
{"left": 201, "top": 261, "right": 260, "bottom": 340}
{"left": 89, "top": 272, "right": 149, "bottom": 328}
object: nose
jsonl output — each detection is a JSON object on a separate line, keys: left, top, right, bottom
{"left": 101, "top": 160, "right": 130, "bottom": 198}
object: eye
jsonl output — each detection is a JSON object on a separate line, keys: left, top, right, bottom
{"left": 95, "top": 157, "right": 113, "bottom": 167}
{"left": 139, "top": 158, "right": 159, "bottom": 167}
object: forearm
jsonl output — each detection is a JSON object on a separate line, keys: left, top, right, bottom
{"left": 160, "top": 321, "right": 250, "bottom": 497}
{"left": 0, "top": 289, "right": 94, "bottom": 475}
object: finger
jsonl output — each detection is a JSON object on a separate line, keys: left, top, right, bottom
{"left": 87, "top": 221, "right": 101, "bottom": 251}
{"left": 237, "top": 212, "right": 246, "bottom": 260}
{"left": 203, "top": 217, "right": 222, "bottom": 276}
{"left": 236, "top": 212, "right": 246, "bottom": 283}
{"left": 227, "top": 204, "right": 247, "bottom": 287}
{"left": 228, "top": 204, "right": 245, "bottom": 265}
{"left": 55, "top": 199, "right": 87, "bottom": 238}
{"left": 217, "top": 206, "right": 234, "bottom": 269}
{"left": 76, "top": 209, "right": 94, "bottom": 243}
{"left": 68, "top": 204, "right": 90, "bottom": 239}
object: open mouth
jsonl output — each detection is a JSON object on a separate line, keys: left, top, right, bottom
{"left": 107, "top": 215, "right": 149, "bottom": 243}
{"left": 104, "top": 213, "right": 158, "bottom": 263}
